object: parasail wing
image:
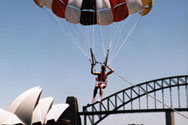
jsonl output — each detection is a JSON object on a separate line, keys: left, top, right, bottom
{"left": 33, "top": 0, "right": 43, "bottom": 8}
{"left": 140, "top": 0, "right": 154, "bottom": 16}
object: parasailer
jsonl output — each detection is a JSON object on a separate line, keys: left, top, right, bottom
{"left": 91, "top": 64, "right": 114, "bottom": 103}
{"left": 90, "top": 48, "right": 114, "bottom": 103}
{"left": 33, "top": 0, "right": 153, "bottom": 25}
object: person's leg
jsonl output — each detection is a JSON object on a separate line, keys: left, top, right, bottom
{"left": 92, "top": 83, "right": 99, "bottom": 103}
{"left": 99, "top": 85, "right": 105, "bottom": 102}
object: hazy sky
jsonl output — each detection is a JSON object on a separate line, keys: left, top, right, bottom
{"left": 0, "top": 0, "right": 188, "bottom": 125}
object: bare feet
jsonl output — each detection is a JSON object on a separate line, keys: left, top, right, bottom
{"left": 98, "top": 97, "right": 102, "bottom": 102}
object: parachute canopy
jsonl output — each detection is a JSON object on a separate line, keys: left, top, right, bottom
{"left": 33, "top": 0, "right": 154, "bottom": 66}
{"left": 34, "top": 0, "right": 153, "bottom": 25}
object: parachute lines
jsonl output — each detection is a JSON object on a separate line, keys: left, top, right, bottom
{"left": 109, "top": 15, "right": 142, "bottom": 64}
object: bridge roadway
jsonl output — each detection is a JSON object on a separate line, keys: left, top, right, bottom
{"left": 79, "top": 108, "right": 188, "bottom": 115}
{"left": 79, "top": 75, "right": 188, "bottom": 125}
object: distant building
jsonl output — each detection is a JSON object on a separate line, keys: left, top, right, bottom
{"left": 0, "top": 86, "right": 72, "bottom": 125}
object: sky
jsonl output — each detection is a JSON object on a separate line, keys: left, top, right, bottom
{"left": 0, "top": 0, "right": 188, "bottom": 125}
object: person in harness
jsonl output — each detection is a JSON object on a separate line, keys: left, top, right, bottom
{"left": 91, "top": 64, "right": 114, "bottom": 103}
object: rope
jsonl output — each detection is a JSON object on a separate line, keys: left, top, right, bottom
{"left": 92, "top": 25, "right": 95, "bottom": 50}
{"left": 109, "top": 2, "right": 144, "bottom": 64}
{"left": 107, "top": 25, "right": 113, "bottom": 54}
{"left": 99, "top": 24, "right": 106, "bottom": 57}
{"left": 109, "top": 35, "right": 122, "bottom": 64}
{"left": 41, "top": 8, "right": 91, "bottom": 62}
{"left": 114, "top": 71, "right": 188, "bottom": 120}
{"left": 65, "top": 6, "right": 91, "bottom": 58}
{"left": 110, "top": 16, "right": 142, "bottom": 64}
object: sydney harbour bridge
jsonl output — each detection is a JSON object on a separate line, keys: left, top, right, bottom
{"left": 79, "top": 75, "right": 188, "bottom": 125}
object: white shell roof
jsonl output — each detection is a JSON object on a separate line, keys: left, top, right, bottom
{"left": 8, "top": 86, "right": 43, "bottom": 125}
{"left": 0, "top": 109, "right": 24, "bottom": 125}
{"left": 1, "top": 86, "right": 69, "bottom": 125}
{"left": 32, "top": 97, "right": 54, "bottom": 124}
{"left": 45, "top": 104, "right": 69, "bottom": 123}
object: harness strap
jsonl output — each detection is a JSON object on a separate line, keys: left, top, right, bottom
{"left": 104, "top": 49, "right": 109, "bottom": 66}
{"left": 90, "top": 48, "right": 110, "bottom": 66}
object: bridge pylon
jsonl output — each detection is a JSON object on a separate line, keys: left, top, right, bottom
{"left": 166, "top": 111, "right": 174, "bottom": 125}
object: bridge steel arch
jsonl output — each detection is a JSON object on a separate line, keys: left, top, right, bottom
{"left": 80, "top": 75, "right": 188, "bottom": 125}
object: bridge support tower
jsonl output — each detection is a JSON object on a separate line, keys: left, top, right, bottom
{"left": 165, "top": 111, "right": 174, "bottom": 125}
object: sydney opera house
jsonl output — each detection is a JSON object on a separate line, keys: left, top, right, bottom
{"left": 0, "top": 86, "right": 80, "bottom": 125}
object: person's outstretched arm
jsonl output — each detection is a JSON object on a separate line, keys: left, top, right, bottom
{"left": 106, "top": 65, "right": 114, "bottom": 75}
{"left": 91, "top": 64, "right": 100, "bottom": 75}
